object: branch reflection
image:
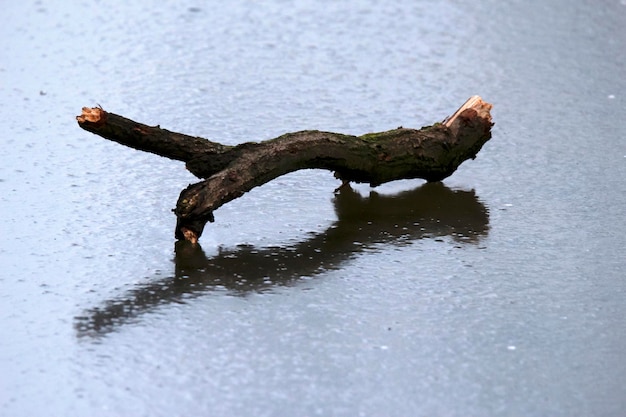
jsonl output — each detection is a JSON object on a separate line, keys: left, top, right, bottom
{"left": 75, "top": 182, "right": 489, "bottom": 338}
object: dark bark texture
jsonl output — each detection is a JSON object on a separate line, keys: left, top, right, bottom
{"left": 76, "top": 96, "right": 493, "bottom": 242}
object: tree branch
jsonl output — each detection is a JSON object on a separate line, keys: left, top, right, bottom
{"left": 76, "top": 96, "right": 493, "bottom": 243}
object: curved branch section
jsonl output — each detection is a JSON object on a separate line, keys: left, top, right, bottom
{"left": 77, "top": 96, "right": 493, "bottom": 243}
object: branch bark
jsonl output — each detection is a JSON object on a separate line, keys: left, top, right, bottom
{"left": 76, "top": 96, "right": 493, "bottom": 243}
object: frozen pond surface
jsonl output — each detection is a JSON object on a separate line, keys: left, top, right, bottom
{"left": 1, "top": 1, "right": 626, "bottom": 416}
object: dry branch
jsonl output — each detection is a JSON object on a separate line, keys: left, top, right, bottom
{"left": 77, "top": 96, "right": 493, "bottom": 243}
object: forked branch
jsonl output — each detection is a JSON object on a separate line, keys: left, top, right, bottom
{"left": 77, "top": 96, "right": 493, "bottom": 243}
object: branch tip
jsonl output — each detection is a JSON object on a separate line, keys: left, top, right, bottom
{"left": 76, "top": 106, "right": 107, "bottom": 126}
{"left": 443, "top": 95, "right": 492, "bottom": 127}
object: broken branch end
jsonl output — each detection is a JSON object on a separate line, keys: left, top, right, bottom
{"left": 76, "top": 106, "right": 107, "bottom": 127}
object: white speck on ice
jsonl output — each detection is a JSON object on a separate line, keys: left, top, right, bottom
{"left": 507, "top": 345, "right": 516, "bottom": 351}
{"left": 608, "top": 94, "right": 616, "bottom": 99}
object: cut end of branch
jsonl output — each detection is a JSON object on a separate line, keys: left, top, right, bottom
{"left": 76, "top": 106, "right": 107, "bottom": 127}
{"left": 443, "top": 96, "right": 492, "bottom": 128}
{"left": 181, "top": 227, "right": 199, "bottom": 245}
